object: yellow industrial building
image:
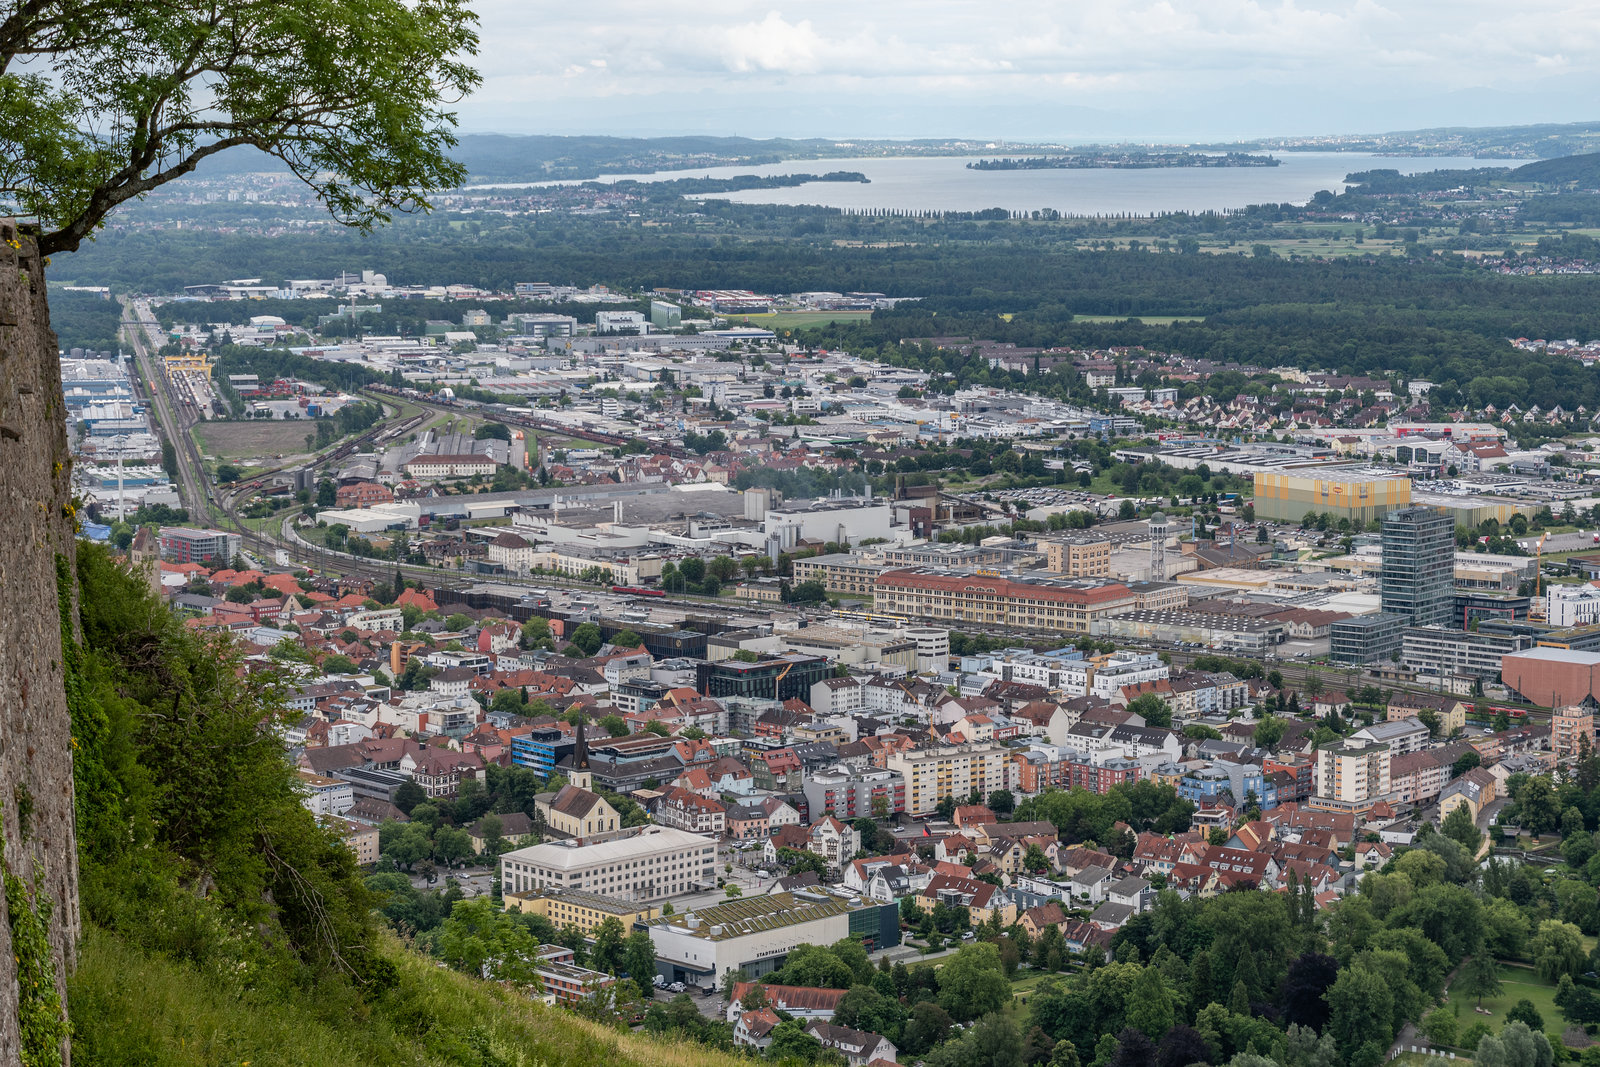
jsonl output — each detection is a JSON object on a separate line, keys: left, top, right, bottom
{"left": 1253, "top": 468, "right": 1411, "bottom": 524}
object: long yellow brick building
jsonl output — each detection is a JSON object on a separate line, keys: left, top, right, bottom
{"left": 1253, "top": 467, "right": 1410, "bottom": 524}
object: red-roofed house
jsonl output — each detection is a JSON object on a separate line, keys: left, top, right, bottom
{"left": 655, "top": 787, "right": 727, "bottom": 835}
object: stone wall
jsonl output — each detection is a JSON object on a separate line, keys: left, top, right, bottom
{"left": 0, "top": 219, "right": 80, "bottom": 1065}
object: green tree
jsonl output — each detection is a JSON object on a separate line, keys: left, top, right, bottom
{"left": 1441, "top": 802, "right": 1483, "bottom": 854}
{"left": 937, "top": 943, "right": 1011, "bottom": 1022}
{"left": 432, "top": 826, "right": 473, "bottom": 867}
{"left": 1506, "top": 998, "right": 1545, "bottom": 1032}
{"left": 568, "top": 622, "right": 603, "bottom": 656}
{"left": 1517, "top": 777, "right": 1561, "bottom": 836}
{"left": 490, "top": 689, "right": 526, "bottom": 715}
{"left": 434, "top": 897, "right": 541, "bottom": 986}
{"left": 321, "top": 653, "right": 358, "bottom": 675}
{"left": 520, "top": 616, "right": 552, "bottom": 648}
{"left": 6, "top": 0, "right": 478, "bottom": 257}
{"left": 1420, "top": 1006, "right": 1458, "bottom": 1047}
{"left": 787, "top": 579, "right": 828, "bottom": 604}
{"left": 1473, "top": 1020, "right": 1554, "bottom": 1067}
{"left": 925, "top": 1011, "right": 1023, "bottom": 1067}
{"left": 834, "top": 985, "right": 909, "bottom": 1045}
{"left": 1456, "top": 955, "right": 1503, "bottom": 1007}
{"left": 771, "top": 943, "right": 855, "bottom": 989}
{"left": 902, "top": 1001, "right": 954, "bottom": 1056}
{"left": 1532, "top": 920, "right": 1586, "bottom": 982}
{"left": 1125, "top": 963, "right": 1175, "bottom": 1039}
{"left": 766, "top": 1018, "right": 826, "bottom": 1063}
{"left": 609, "top": 630, "right": 643, "bottom": 649}
{"left": 393, "top": 779, "right": 426, "bottom": 816}
{"left": 1253, "top": 715, "right": 1287, "bottom": 749}
{"left": 1327, "top": 962, "right": 1395, "bottom": 1056}
{"left": 1125, "top": 692, "right": 1172, "bottom": 729}
{"left": 588, "top": 917, "right": 625, "bottom": 975}
{"left": 477, "top": 813, "right": 504, "bottom": 859}
{"left": 619, "top": 928, "right": 656, "bottom": 986}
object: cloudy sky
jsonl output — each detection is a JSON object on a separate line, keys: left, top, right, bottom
{"left": 460, "top": 0, "right": 1600, "bottom": 140}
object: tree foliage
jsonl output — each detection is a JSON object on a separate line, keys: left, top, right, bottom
{"left": 6, "top": 0, "right": 481, "bottom": 255}
{"left": 68, "top": 542, "right": 390, "bottom": 997}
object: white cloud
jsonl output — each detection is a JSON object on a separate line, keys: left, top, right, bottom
{"left": 460, "top": 0, "right": 1600, "bottom": 136}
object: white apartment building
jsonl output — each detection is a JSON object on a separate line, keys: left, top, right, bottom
{"left": 297, "top": 771, "right": 354, "bottom": 815}
{"left": 992, "top": 650, "right": 1088, "bottom": 691}
{"left": 1350, "top": 717, "right": 1431, "bottom": 756}
{"left": 1547, "top": 582, "right": 1600, "bottom": 628}
{"left": 810, "top": 676, "right": 867, "bottom": 716}
{"left": 343, "top": 607, "right": 403, "bottom": 631}
{"left": 500, "top": 825, "right": 718, "bottom": 903}
{"left": 1088, "top": 653, "right": 1170, "bottom": 700}
{"left": 1310, "top": 739, "right": 1392, "bottom": 816}
{"left": 906, "top": 627, "right": 951, "bottom": 673}
{"left": 885, "top": 744, "right": 1014, "bottom": 817}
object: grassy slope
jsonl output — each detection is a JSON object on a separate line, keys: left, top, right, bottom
{"left": 69, "top": 925, "right": 740, "bottom": 1067}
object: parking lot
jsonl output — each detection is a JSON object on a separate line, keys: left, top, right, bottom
{"left": 408, "top": 863, "right": 496, "bottom": 897}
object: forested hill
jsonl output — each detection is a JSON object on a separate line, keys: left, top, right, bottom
{"left": 1511, "top": 152, "right": 1600, "bottom": 184}
{"left": 1340, "top": 152, "right": 1600, "bottom": 195}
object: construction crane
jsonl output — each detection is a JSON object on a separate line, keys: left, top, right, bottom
{"left": 1532, "top": 532, "right": 1550, "bottom": 619}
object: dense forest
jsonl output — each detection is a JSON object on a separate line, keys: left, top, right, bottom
{"left": 48, "top": 288, "right": 122, "bottom": 353}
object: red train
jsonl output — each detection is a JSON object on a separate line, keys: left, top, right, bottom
{"left": 612, "top": 585, "right": 666, "bottom": 598}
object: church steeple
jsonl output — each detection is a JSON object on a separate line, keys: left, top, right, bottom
{"left": 570, "top": 714, "right": 593, "bottom": 791}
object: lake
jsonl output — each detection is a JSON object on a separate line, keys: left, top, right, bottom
{"left": 472, "top": 152, "right": 1528, "bottom": 217}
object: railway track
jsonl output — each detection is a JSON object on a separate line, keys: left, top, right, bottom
{"left": 363, "top": 385, "right": 694, "bottom": 458}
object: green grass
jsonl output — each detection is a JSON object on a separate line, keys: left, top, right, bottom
{"left": 70, "top": 924, "right": 742, "bottom": 1067}
{"left": 1451, "top": 963, "right": 1567, "bottom": 1042}
{"left": 1008, "top": 971, "right": 1059, "bottom": 996}
{"left": 195, "top": 420, "right": 324, "bottom": 462}
{"left": 237, "top": 511, "right": 289, "bottom": 535}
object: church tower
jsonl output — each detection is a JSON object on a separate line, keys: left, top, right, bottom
{"left": 570, "top": 715, "right": 593, "bottom": 792}
{"left": 129, "top": 524, "right": 163, "bottom": 600}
